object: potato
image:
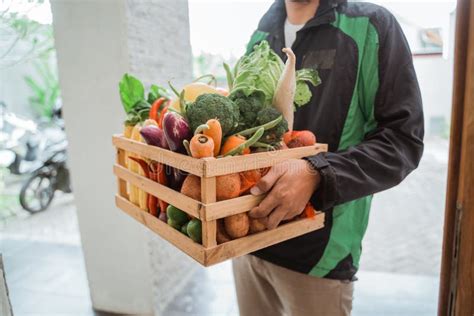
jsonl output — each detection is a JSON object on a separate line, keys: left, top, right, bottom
{"left": 216, "top": 219, "right": 231, "bottom": 244}
{"left": 180, "top": 175, "right": 201, "bottom": 201}
{"left": 249, "top": 217, "right": 267, "bottom": 234}
{"left": 216, "top": 173, "right": 241, "bottom": 201}
{"left": 224, "top": 213, "right": 250, "bottom": 239}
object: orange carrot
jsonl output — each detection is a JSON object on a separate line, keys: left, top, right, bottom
{"left": 190, "top": 134, "right": 214, "bottom": 158}
{"left": 239, "top": 170, "right": 262, "bottom": 195}
{"left": 301, "top": 203, "right": 316, "bottom": 219}
{"left": 196, "top": 119, "right": 222, "bottom": 157}
{"left": 220, "top": 135, "right": 250, "bottom": 156}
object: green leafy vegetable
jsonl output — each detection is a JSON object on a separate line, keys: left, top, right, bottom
{"left": 294, "top": 68, "right": 321, "bottom": 107}
{"left": 119, "top": 73, "right": 145, "bottom": 114}
{"left": 231, "top": 41, "right": 284, "bottom": 106}
{"left": 147, "top": 84, "right": 169, "bottom": 104}
{"left": 230, "top": 40, "right": 321, "bottom": 109}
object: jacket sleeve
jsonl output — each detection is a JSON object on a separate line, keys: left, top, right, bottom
{"left": 306, "top": 11, "right": 424, "bottom": 211}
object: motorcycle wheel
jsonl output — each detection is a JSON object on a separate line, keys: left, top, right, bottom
{"left": 19, "top": 170, "right": 55, "bottom": 213}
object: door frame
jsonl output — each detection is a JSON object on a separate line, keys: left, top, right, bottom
{"left": 438, "top": 0, "right": 474, "bottom": 315}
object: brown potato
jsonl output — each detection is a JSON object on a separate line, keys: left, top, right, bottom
{"left": 216, "top": 219, "right": 231, "bottom": 244}
{"left": 224, "top": 213, "right": 250, "bottom": 239}
{"left": 249, "top": 217, "right": 267, "bottom": 234}
{"left": 180, "top": 175, "right": 201, "bottom": 201}
{"left": 216, "top": 173, "right": 241, "bottom": 201}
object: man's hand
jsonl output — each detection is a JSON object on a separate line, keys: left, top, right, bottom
{"left": 249, "top": 159, "right": 321, "bottom": 229}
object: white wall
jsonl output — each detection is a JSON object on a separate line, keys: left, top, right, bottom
{"left": 50, "top": 1, "right": 154, "bottom": 314}
{"left": 51, "top": 0, "right": 195, "bottom": 314}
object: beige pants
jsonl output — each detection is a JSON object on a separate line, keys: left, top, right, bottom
{"left": 232, "top": 255, "right": 353, "bottom": 316}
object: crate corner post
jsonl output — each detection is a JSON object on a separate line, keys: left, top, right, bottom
{"left": 201, "top": 159, "right": 217, "bottom": 249}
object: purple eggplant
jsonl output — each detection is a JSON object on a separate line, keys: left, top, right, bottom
{"left": 158, "top": 211, "right": 167, "bottom": 223}
{"left": 162, "top": 112, "right": 191, "bottom": 153}
{"left": 140, "top": 125, "right": 169, "bottom": 149}
{"left": 166, "top": 165, "right": 187, "bottom": 191}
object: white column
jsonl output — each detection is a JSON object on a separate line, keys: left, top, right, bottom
{"left": 51, "top": 0, "right": 193, "bottom": 314}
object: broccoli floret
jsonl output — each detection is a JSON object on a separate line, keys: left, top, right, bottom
{"left": 256, "top": 107, "right": 288, "bottom": 145}
{"left": 186, "top": 93, "right": 240, "bottom": 135}
{"left": 229, "top": 90, "right": 265, "bottom": 131}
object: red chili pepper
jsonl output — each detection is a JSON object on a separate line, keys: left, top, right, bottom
{"left": 149, "top": 97, "right": 167, "bottom": 123}
{"left": 157, "top": 105, "right": 168, "bottom": 129}
{"left": 149, "top": 161, "right": 169, "bottom": 215}
{"left": 128, "top": 157, "right": 150, "bottom": 178}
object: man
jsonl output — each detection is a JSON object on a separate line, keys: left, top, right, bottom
{"left": 232, "top": 0, "right": 424, "bottom": 315}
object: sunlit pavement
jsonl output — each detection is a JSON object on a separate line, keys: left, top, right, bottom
{"left": 0, "top": 137, "right": 446, "bottom": 315}
{"left": 1, "top": 239, "right": 438, "bottom": 316}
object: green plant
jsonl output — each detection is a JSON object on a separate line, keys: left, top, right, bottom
{"left": 0, "top": 7, "right": 54, "bottom": 68}
{"left": 24, "top": 57, "right": 59, "bottom": 119}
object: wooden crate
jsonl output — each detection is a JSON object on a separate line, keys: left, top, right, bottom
{"left": 112, "top": 135, "right": 327, "bottom": 266}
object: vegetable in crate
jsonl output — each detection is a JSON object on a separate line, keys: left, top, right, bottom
{"left": 217, "top": 219, "right": 231, "bottom": 244}
{"left": 180, "top": 174, "right": 241, "bottom": 201}
{"left": 187, "top": 219, "right": 202, "bottom": 243}
{"left": 273, "top": 47, "right": 296, "bottom": 130}
{"left": 228, "top": 41, "right": 320, "bottom": 110}
{"left": 283, "top": 130, "right": 316, "bottom": 148}
{"left": 224, "top": 213, "right": 250, "bottom": 239}
{"left": 228, "top": 90, "right": 265, "bottom": 131}
{"left": 194, "top": 119, "right": 222, "bottom": 157}
{"left": 189, "top": 134, "right": 214, "bottom": 158}
{"left": 167, "top": 205, "right": 189, "bottom": 226}
{"left": 162, "top": 112, "right": 191, "bottom": 153}
{"left": 169, "top": 81, "right": 220, "bottom": 112}
{"left": 255, "top": 107, "right": 288, "bottom": 145}
{"left": 185, "top": 93, "right": 239, "bottom": 136}
{"left": 140, "top": 125, "right": 169, "bottom": 149}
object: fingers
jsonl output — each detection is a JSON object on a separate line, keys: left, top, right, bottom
{"left": 266, "top": 205, "right": 287, "bottom": 230}
{"left": 249, "top": 190, "right": 280, "bottom": 218}
{"left": 250, "top": 165, "right": 284, "bottom": 196}
{"left": 282, "top": 205, "right": 305, "bottom": 221}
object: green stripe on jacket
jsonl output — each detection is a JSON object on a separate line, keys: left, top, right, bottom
{"left": 310, "top": 12, "right": 380, "bottom": 277}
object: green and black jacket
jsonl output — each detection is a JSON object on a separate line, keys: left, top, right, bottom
{"left": 249, "top": 0, "right": 424, "bottom": 280}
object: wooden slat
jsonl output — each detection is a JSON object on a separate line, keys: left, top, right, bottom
{"left": 202, "top": 194, "right": 265, "bottom": 221}
{"left": 113, "top": 164, "right": 201, "bottom": 218}
{"left": 112, "top": 135, "right": 205, "bottom": 176}
{"left": 115, "top": 195, "right": 205, "bottom": 264}
{"left": 204, "top": 213, "right": 325, "bottom": 266}
{"left": 201, "top": 174, "right": 217, "bottom": 248}
{"left": 116, "top": 148, "right": 128, "bottom": 198}
{"left": 203, "top": 143, "right": 328, "bottom": 177}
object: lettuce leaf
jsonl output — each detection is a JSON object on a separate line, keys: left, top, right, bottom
{"left": 230, "top": 41, "right": 321, "bottom": 109}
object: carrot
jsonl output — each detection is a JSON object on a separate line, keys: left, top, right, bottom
{"left": 190, "top": 134, "right": 214, "bottom": 158}
{"left": 301, "top": 203, "right": 316, "bottom": 219}
{"left": 239, "top": 170, "right": 262, "bottom": 195}
{"left": 195, "top": 119, "right": 222, "bottom": 157}
{"left": 221, "top": 135, "right": 249, "bottom": 156}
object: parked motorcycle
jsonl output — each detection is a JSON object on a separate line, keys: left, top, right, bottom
{"left": 19, "top": 139, "right": 72, "bottom": 213}
{"left": 0, "top": 101, "right": 72, "bottom": 213}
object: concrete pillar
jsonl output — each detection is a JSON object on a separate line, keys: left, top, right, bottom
{"left": 51, "top": 0, "right": 193, "bottom": 314}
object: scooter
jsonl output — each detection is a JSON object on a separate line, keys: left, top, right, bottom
{"left": 19, "top": 139, "right": 72, "bottom": 213}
